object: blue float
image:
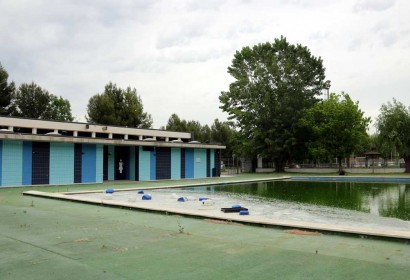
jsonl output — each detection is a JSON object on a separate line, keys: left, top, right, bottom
{"left": 232, "top": 204, "right": 242, "bottom": 209}
{"left": 199, "top": 197, "right": 209, "bottom": 201}
{"left": 105, "top": 188, "right": 114, "bottom": 194}
{"left": 142, "top": 194, "right": 152, "bottom": 200}
{"left": 177, "top": 197, "right": 187, "bottom": 202}
{"left": 137, "top": 190, "right": 144, "bottom": 194}
{"left": 239, "top": 210, "right": 249, "bottom": 215}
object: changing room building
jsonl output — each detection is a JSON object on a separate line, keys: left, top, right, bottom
{"left": 0, "top": 116, "right": 225, "bottom": 187}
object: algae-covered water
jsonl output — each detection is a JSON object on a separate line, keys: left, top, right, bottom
{"left": 183, "top": 180, "right": 410, "bottom": 221}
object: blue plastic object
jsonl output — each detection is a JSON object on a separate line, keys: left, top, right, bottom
{"left": 142, "top": 194, "right": 152, "bottom": 200}
{"left": 231, "top": 204, "right": 242, "bottom": 209}
{"left": 105, "top": 188, "right": 114, "bottom": 194}
{"left": 199, "top": 197, "right": 209, "bottom": 201}
{"left": 239, "top": 210, "right": 249, "bottom": 215}
{"left": 177, "top": 197, "right": 187, "bottom": 202}
{"left": 137, "top": 190, "right": 144, "bottom": 194}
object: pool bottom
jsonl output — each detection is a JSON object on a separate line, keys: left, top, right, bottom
{"left": 23, "top": 188, "right": 410, "bottom": 242}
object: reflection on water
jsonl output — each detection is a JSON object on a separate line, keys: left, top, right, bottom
{"left": 186, "top": 181, "right": 410, "bottom": 221}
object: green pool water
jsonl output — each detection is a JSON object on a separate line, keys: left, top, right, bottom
{"left": 185, "top": 180, "right": 410, "bottom": 221}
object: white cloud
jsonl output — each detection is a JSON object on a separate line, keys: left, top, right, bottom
{"left": 0, "top": 0, "right": 409, "bottom": 130}
{"left": 353, "top": 0, "right": 396, "bottom": 12}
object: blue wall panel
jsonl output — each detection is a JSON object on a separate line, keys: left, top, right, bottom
{"left": 2, "top": 140, "right": 23, "bottom": 186}
{"left": 22, "top": 142, "right": 32, "bottom": 185}
{"left": 150, "top": 150, "right": 156, "bottom": 180}
{"left": 171, "top": 148, "right": 181, "bottom": 180}
{"left": 82, "top": 144, "right": 96, "bottom": 183}
{"left": 129, "top": 146, "right": 136, "bottom": 180}
{"left": 95, "top": 144, "right": 103, "bottom": 183}
{"left": 139, "top": 147, "right": 151, "bottom": 181}
{"left": 210, "top": 149, "right": 215, "bottom": 177}
{"left": 194, "top": 149, "right": 207, "bottom": 179}
{"left": 185, "top": 148, "right": 194, "bottom": 178}
{"left": 108, "top": 145, "right": 115, "bottom": 180}
{"left": 50, "top": 142, "right": 74, "bottom": 185}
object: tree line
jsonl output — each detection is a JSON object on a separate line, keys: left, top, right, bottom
{"left": 2, "top": 35, "right": 410, "bottom": 173}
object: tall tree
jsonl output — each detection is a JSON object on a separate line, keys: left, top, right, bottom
{"left": 376, "top": 99, "right": 410, "bottom": 173}
{"left": 10, "top": 82, "right": 73, "bottom": 121}
{"left": 301, "top": 93, "right": 370, "bottom": 172}
{"left": 220, "top": 36, "right": 329, "bottom": 171}
{"left": 0, "top": 63, "right": 15, "bottom": 115}
{"left": 87, "top": 82, "right": 152, "bottom": 128}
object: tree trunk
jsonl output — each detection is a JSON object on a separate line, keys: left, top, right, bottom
{"left": 404, "top": 156, "right": 410, "bottom": 173}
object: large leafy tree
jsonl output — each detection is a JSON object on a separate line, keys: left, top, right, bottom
{"left": 220, "top": 37, "right": 329, "bottom": 171}
{"left": 87, "top": 82, "right": 153, "bottom": 128}
{"left": 10, "top": 82, "right": 73, "bottom": 121}
{"left": 0, "top": 63, "right": 15, "bottom": 115}
{"left": 301, "top": 93, "right": 370, "bottom": 172}
{"left": 376, "top": 99, "right": 410, "bottom": 172}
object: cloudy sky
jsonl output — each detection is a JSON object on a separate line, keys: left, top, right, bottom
{"left": 1, "top": 0, "right": 409, "bottom": 131}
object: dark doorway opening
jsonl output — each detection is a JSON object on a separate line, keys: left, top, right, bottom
{"left": 115, "top": 146, "right": 130, "bottom": 180}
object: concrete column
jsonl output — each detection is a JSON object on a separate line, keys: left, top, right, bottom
{"left": 124, "top": 134, "right": 128, "bottom": 140}
{"left": 8, "top": 126, "right": 13, "bottom": 131}
{"left": 32, "top": 128, "right": 37, "bottom": 134}
{"left": 73, "top": 131, "right": 78, "bottom": 137}
{"left": 257, "top": 155, "right": 263, "bottom": 168}
{"left": 91, "top": 132, "right": 96, "bottom": 138}
{"left": 108, "top": 133, "right": 113, "bottom": 139}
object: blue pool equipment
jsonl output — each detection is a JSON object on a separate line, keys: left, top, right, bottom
{"left": 142, "top": 194, "right": 152, "bottom": 200}
{"left": 105, "top": 188, "right": 114, "bottom": 194}
{"left": 239, "top": 210, "right": 249, "bottom": 215}
{"left": 231, "top": 204, "right": 242, "bottom": 209}
{"left": 199, "top": 197, "right": 209, "bottom": 201}
{"left": 137, "top": 190, "right": 144, "bottom": 194}
{"left": 177, "top": 197, "right": 187, "bottom": 202}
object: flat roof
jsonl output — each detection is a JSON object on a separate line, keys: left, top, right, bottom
{"left": 0, "top": 116, "right": 225, "bottom": 149}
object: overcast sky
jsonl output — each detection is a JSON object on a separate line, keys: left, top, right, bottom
{"left": 1, "top": 0, "right": 409, "bottom": 132}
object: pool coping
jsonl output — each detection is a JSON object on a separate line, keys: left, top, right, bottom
{"left": 291, "top": 176, "right": 410, "bottom": 183}
{"left": 23, "top": 176, "right": 410, "bottom": 242}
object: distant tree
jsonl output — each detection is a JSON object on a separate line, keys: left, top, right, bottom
{"left": 301, "top": 93, "right": 370, "bottom": 173}
{"left": 220, "top": 36, "right": 329, "bottom": 171}
{"left": 186, "top": 120, "right": 208, "bottom": 142}
{"left": 210, "top": 119, "right": 237, "bottom": 158}
{"left": 0, "top": 63, "right": 15, "bottom": 115}
{"left": 162, "top": 113, "right": 188, "bottom": 132}
{"left": 86, "top": 82, "right": 152, "bottom": 128}
{"left": 376, "top": 99, "right": 410, "bottom": 172}
{"left": 162, "top": 115, "right": 238, "bottom": 149}
{"left": 10, "top": 82, "right": 73, "bottom": 121}
{"left": 45, "top": 95, "right": 74, "bottom": 122}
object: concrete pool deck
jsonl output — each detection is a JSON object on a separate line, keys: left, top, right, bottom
{"left": 2, "top": 174, "right": 410, "bottom": 279}
{"left": 23, "top": 175, "right": 410, "bottom": 241}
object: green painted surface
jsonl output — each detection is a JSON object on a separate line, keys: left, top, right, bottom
{"left": 1, "top": 174, "right": 410, "bottom": 279}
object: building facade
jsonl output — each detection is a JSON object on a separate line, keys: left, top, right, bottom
{"left": 0, "top": 117, "right": 224, "bottom": 187}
